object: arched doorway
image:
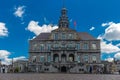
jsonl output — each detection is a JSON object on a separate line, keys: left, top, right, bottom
{"left": 69, "top": 54, "right": 74, "bottom": 62}
{"left": 53, "top": 54, "right": 59, "bottom": 62}
{"left": 61, "top": 66, "right": 67, "bottom": 72}
{"left": 61, "top": 54, "right": 66, "bottom": 62}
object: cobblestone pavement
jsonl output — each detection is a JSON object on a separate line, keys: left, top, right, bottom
{"left": 0, "top": 73, "right": 120, "bottom": 80}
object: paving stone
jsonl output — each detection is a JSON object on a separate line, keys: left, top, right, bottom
{"left": 0, "top": 73, "right": 120, "bottom": 80}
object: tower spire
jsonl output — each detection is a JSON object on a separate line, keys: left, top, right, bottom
{"left": 58, "top": 1, "right": 69, "bottom": 28}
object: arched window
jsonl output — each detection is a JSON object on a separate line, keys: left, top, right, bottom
{"left": 53, "top": 54, "right": 59, "bottom": 62}
{"left": 69, "top": 54, "right": 74, "bottom": 62}
{"left": 61, "top": 54, "right": 66, "bottom": 62}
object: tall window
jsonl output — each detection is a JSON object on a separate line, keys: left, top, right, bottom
{"left": 32, "top": 56, "right": 36, "bottom": 62}
{"left": 40, "top": 56, "right": 45, "bottom": 62}
{"left": 47, "top": 56, "right": 51, "bottom": 62}
{"left": 62, "top": 33, "right": 66, "bottom": 39}
{"left": 78, "top": 56, "right": 80, "bottom": 63}
{"left": 33, "top": 43, "right": 37, "bottom": 50}
{"left": 69, "top": 54, "right": 74, "bottom": 62}
{"left": 40, "top": 44, "right": 44, "bottom": 51}
{"left": 84, "top": 55, "right": 88, "bottom": 63}
{"left": 54, "top": 44, "right": 58, "bottom": 49}
{"left": 92, "top": 43, "right": 97, "bottom": 49}
{"left": 92, "top": 55, "right": 97, "bottom": 63}
{"left": 68, "top": 43, "right": 73, "bottom": 48}
{"left": 76, "top": 43, "right": 80, "bottom": 50}
{"left": 83, "top": 43, "right": 89, "bottom": 49}
{"left": 53, "top": 54, "right": 59, "bottom": 62}
{"left": 68, "top": 34, "right": 73, "bottom": 39}
{"left": 61, "top": 54, "right": 66, "bottom": 62}
{"left": 47, "top": 44, "right": 51, "bottom": 50}
{"left": 54, "top": 33, "right": 58, "bottom": 40}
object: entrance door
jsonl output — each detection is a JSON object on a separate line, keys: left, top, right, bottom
{"left": 2, "top": 68, "right": 5, "bottom": 73}
{"left": 61, "top": 66, "right": 67, "bottom": 72}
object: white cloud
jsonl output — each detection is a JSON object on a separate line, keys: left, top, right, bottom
{"left": 100, "top": 41, "right": 120, "bottom": 54}
{"left": 0, "top": 22, "right": 8, "bottom": 37}
{"left": 0, "top": 50, "right": 10, "bottom": 59}
{"left": 97, "top": 21, "right": 120, "bottom": 54}
{"left": 13, "top": 56, "right": 27, "bottom": 61}
{"left": 89, "top": 26, "right": 95, "bottom": 31}
{"left": 0, "top": 50, "right": 27, "bottom": 65}
{"left": 116, "top": 43, "right": 120, "bottom": 47}
{"left": 105, "top": 57, "right": 114, "bottom": 62}
{"left": 102, "top": 22, "right": 120, "bottom": 41}
{"left": 101, "top": 22, "right": 113, "bottom": 27}
{"left": 97, "top": 35, "right": 120, "bottom": 54}
{"left": 26, "top": 20, "right": 58, "bottom": 35}
{"left": 114, "top": 53, "right": 120, "bottom": 60}
{"left": 14, "top": 6, "right": 25, "bottom": 18}
{"left": 0, "top": 50, "right": 11, "bottom": 65}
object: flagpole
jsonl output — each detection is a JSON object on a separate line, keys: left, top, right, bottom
{"left": 74, "top": 21, "right": 77, "bottom": 31}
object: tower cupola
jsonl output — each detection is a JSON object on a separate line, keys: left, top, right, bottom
{"left": 58, "top": 8, "right": 69, "bottom": 28}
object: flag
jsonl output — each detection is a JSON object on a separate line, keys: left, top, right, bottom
{"left": 74, "top": 21, "right": 77, "bottom": 27}
{"left": 74, "top": 21, "right": 77, "bottom": 30}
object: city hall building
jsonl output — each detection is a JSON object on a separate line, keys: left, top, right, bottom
{"left": 28, "top": 7, "right": 102, "bottom": 73}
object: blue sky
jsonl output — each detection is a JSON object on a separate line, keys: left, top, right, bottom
{"left": 0, "top": 0, "right": 120, "bottom": 64}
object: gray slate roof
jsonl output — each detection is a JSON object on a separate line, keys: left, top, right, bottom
{"left": 33, "top": 33, "right": 51, "bottom": 40}
{"left": 33, "top": 32, "right": 96, "bottom": 40}
{"left": 77, "top": 32, "right": 95, "bottom": 40}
